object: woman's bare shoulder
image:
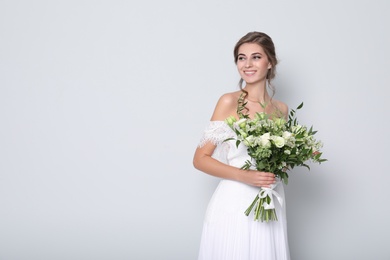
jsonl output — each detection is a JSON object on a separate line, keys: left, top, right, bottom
{"left": 210, "top": 91, "right": 242, "bottom": 121}
{"left": 271, "top": 99, "right": 289, "bottom": 118}
{"left": 218, "top": 91, "right": 242, "bottom": 105}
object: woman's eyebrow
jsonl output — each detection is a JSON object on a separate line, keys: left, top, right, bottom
{"left": 238, "top": 52, "right": 263, "bottom": 56}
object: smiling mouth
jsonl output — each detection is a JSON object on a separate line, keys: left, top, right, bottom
{"left": 244, "top": 70, "right": 256, "bottom": 75}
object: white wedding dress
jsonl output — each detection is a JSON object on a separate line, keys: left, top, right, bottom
{"left": 198, "top": 121, "right": 290, "bottom": 260}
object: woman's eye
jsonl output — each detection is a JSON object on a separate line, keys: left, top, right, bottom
{"left": 238, "top": 56, "right": 246, "bottom": 61}
{"left": 253, "top": 56, "right": 261, "bottom": 60}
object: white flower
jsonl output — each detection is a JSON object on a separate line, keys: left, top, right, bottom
{"left": 259, "top": 133, "right": 271, "bottom": 148}
{"left": 282, "top": 131, "right": 292, "bottom": 140}
{"left": 272, "top": 136, "right": 285, "bottom": 148}
{"left": 244, "top": 135, "right": 255, "bottom": 147}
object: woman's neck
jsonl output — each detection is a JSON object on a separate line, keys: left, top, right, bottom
{"left": 243, "top": 83, "right": 270, "bottom": 103}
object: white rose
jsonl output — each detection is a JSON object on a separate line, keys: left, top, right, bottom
{"left": 259, "top": 133, "right": 271, "bottom": 148}
{"left": 272, "top": 136, "right": 285, "bottom": 148}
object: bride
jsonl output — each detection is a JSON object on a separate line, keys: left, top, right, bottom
{"left": 193, "top": 31, "right": 290, "bottom": 260}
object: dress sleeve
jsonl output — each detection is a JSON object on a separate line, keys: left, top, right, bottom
{"left": 198, "top": 121, "right": 233, "bottom": 147}
{"left": 198, "top": 121, "right": 234, "bottom": 164}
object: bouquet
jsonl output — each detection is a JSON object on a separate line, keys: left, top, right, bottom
{"left": 225, "top": 102, "right": 326, "bottom": 222}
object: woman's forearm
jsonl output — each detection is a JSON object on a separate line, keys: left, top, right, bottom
{"left": 193, "top": 147, "right": 276, "bottom": 188}
{"left": 193, "top": 150, "right": 242, "bottom": 181}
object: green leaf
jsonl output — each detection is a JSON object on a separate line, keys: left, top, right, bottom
{"left": 314, "top": 152, "right": 322, "bottom": 160}
{"left": 257, "top": 161, "right": 266, "bottom": 170}
{"left": 223, "top": 138, "right": 235, "bottom": 143}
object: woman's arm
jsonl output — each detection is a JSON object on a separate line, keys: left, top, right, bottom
{"left": 193, "top": 93, "right": 276, "bottom": 188}
{"left": 193, "top": 143, "right": 275, "bottom": 188}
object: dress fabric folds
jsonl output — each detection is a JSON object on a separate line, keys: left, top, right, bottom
{"left": 198, "top": 121, "right": 290, "bottom": 260}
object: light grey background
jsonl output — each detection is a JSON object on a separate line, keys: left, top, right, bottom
{"left": 1, "top": 0, "right": 389, "bottom": 259}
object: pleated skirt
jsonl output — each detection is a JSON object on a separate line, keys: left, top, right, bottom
{"left": 198, "top": 180, "right": 290, "bottom": 260}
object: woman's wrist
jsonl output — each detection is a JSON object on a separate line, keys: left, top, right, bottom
{"left": 233, "top": 168, "right": 247, "bottom": 183}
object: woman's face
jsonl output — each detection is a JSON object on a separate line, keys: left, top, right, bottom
{"left": 236, "top": 43, "right": 271, "bottom": 85}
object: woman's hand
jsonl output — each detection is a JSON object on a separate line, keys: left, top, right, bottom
{"left": 236, "top": 170, "right": 276, "bottom": 188}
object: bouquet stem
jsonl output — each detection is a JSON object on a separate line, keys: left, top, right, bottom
{"left": 244, "top": 194, "right": 259, "bottom": 216}
{"left": 244, "top": 192, "right": 278, "bottom": 222}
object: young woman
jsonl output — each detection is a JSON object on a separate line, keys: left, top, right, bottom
{"left": 193, "top": 32, "right": 290, "bottom": 260}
